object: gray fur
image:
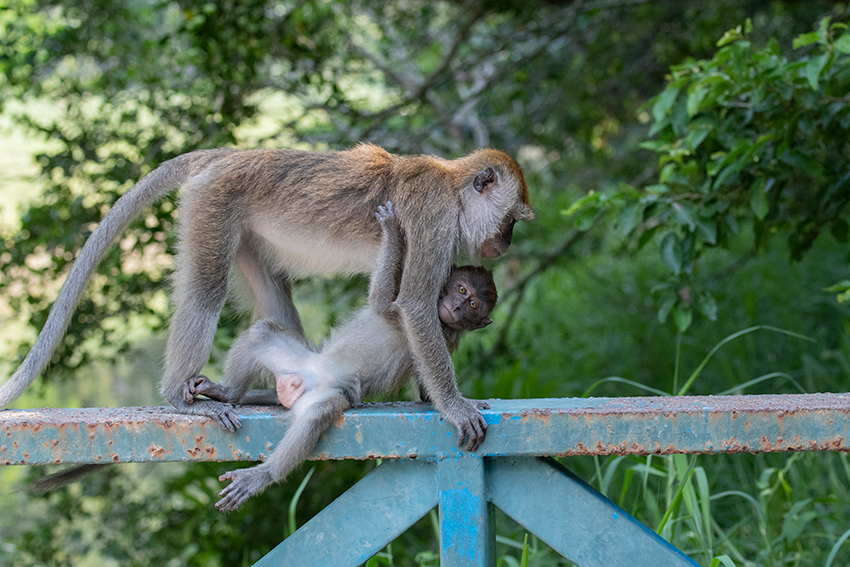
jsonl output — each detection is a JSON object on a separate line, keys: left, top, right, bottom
{"left": 191, "top": 204, "right": 497, "bottom": 510}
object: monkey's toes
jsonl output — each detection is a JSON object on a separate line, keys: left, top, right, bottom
{"left": 182, "top": 375, "right": 210, "bottom": 403}
{"left": 214, "top": 407, "right": 242, "bottom": 431}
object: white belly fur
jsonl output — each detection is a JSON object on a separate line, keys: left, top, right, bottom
{"left": 252, "top": 217, "right": 379, "bottom": 278}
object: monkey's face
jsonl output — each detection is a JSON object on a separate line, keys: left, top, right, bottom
{"left": 479, "top": 216, "right": 516, "bottom": 259}
{"left": 459, "top": 158, "right": 533, "bottom": 260}
{"left": 438, "top": 275, "right": 494, "bottom": 331}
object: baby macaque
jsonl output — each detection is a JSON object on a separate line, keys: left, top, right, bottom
{"left": 188, "top": 202, "right": 498, "bottom": 510}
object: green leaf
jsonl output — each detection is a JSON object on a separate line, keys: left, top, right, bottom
{"left": 793, "top": 31, "right": 821, "bottom": 49}
{"left": 780, "top": 151, "right": 824, "bottom": 178}
{"left": 563, "top": 192, "right": 601, "bottom": 216}
{"left": 639, "top": 140, "right": 667, "bottom": 151}
{"left": 660, "top": 232, "right": 683, "bottom": 275}
{"left": 672, "top": 202, "right": 696, "bottom": 231}
{"left": 824, "top": 280, "right": 850, "bottom": 293}
{"left": 709, "top": 555, "right": 738, "bottom": 567}
{"left": 657, "top": 295, "right": 676, "bottom": 324}
{"left": 673, "top": 303, "right": 693, "bottom": 332}
{"left": 805, "top": 53, "right": 829, "bottom": 90}
{"left": 646, "top": 184, "right": 669, "bottom": 194}
{"left": 750, "top": 178, "right": 769, "bottom": 220}
{"left": 695, "top": 292, "right": 718, "bottom": 321}
{"left": 695, "top": 218, "right": 717, "bottom": 245}
{"left": 716, "top": 28, "right": 743, "bottom": 48}
{"left": 652, "top": 86, "right": 680, "bottom": 123}
{"left": 835, "top": 34, "right": 850, "bottom": 54}
{"left": 659, "top": 163, "right": 675, "bottom": 184}
{"left": 685, "top": 127, "right": 711, "bottom": 152}
{"left": 782, "top": 499, "right": 817, "bottom": 545}
{"left": 686, "top": 86, "right": 709, "bottom": 117}
{"left": 574, "top": 205, "right": 599, "bottom": 231}
{"left": 617, "top": 202, "right": 643, "bottom": 235}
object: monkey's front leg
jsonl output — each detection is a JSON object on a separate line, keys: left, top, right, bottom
{"left": 417, "top": 382, "right": 490, "bottom": 410}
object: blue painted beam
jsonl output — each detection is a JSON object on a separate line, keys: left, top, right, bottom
{"left": 2, "top": 394, "right": 849, "bottom": 466}
{"left": 261, "top": 459, "right": 437, "bottom": 566}
{"left": 438, "top": 457, "right": 494, "bottom": 566}
{"left": 487, "top": 457, "right": 699, "bottom": 567}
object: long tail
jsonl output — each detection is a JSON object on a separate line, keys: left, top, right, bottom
{"left": 0, "top": 154, "right": 196, "bottom": 408}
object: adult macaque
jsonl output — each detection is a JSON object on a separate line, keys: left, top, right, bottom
{"left": 0, "top": 143, "right": 532, "bottom": 450}
{"left": 188, "top": 202, "right": 498, "bottom": 510}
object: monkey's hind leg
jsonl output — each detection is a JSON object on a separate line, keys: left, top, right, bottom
{"left": 234, "top": 238, "right": 308, "bottom": 342}
{"left": 160, "top": 214, "right": 243, "bottom": 431}
{"left": 216, "top": 387, "right": 352, "bottom": 511}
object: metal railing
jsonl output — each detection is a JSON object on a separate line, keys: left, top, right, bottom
{"left": 3, "top": 394, "right": 849, "bottom": 566}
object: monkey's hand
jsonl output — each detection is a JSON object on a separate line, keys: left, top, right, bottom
{"left": 375, "top": 200, "right": 395, "bottom": 223}
{"left": 216, "top": 466, "right": 274, "bottom": 512}
{"left": 442, "top": 395, "right": 488, "bottom": 451}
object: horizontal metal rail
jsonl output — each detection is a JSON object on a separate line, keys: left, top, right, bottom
{"left": 4, "top": 394, "right": 848, "bottom": 567}
{"left": 2, "top": 393, "right": 848, "bottom": 465}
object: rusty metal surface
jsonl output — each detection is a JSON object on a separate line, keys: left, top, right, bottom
{"left": 2, "top": 394, "right": 849, "bottom": 466}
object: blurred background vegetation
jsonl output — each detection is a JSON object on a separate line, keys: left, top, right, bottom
{"left": 2, "top": 1, "right": 850, "bottom": 565}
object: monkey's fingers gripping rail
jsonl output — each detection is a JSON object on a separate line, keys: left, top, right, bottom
{"left": 4, "top": 394, "right": 850, "bottom": 566}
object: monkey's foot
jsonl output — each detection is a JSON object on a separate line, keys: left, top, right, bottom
{"left": 184, "top": 375, "right": 230, "bottom": 403}
{"left": 216, "top": 466, "right": 274, "bottom": 511}
{"left": 183, "top": 375, "right": 211, "bottom": 403}
{"left": 475, "top": 399, "right": 491, "bottom": 410}
{"left": 171, "top": 398, "right": 243, "bottom": 432}
{"left": 275, "top": 372, "right": 307, "bottom": 408}
{"left": 375, "top": 200, "right": 395, "bottom": 222}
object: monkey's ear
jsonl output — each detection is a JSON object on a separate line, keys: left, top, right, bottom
{"left": 473, "top": 167, "right": 497, "bottom": 193}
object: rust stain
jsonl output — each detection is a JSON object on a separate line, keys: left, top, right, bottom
{"left": 187, "top": 446, "right": 201, "bottom": 458}
{"left": 205, "top": 446, "right": 215, "bottom": 458}
{"left": 111, "top": 454, "right": 120, "bottom": 463}
{"left": 148, "top": 443, "right": 167, "bottom": 459}
{"left": 194, "top": 435, "right": 204, "bottom": 445}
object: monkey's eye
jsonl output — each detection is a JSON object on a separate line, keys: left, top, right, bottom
{"left": 469, "top": 299, "right": 478, "bottom": 310}
{"left": 458, "top": 284, "right": 467, "bottom": 295}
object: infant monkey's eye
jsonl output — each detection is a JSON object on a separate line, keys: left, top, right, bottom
{"left": 469, "top": 299, "right": 478, "bottom": 309}
{"left": 458, "top": 284, "right": 467, "bottom": 294}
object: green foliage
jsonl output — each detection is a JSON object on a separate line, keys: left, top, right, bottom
{"left": 569, "top": 16, "right": 850, "bottom": 331}
{"left": 2, "top": 1, "right": 850, "bottom": 566}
